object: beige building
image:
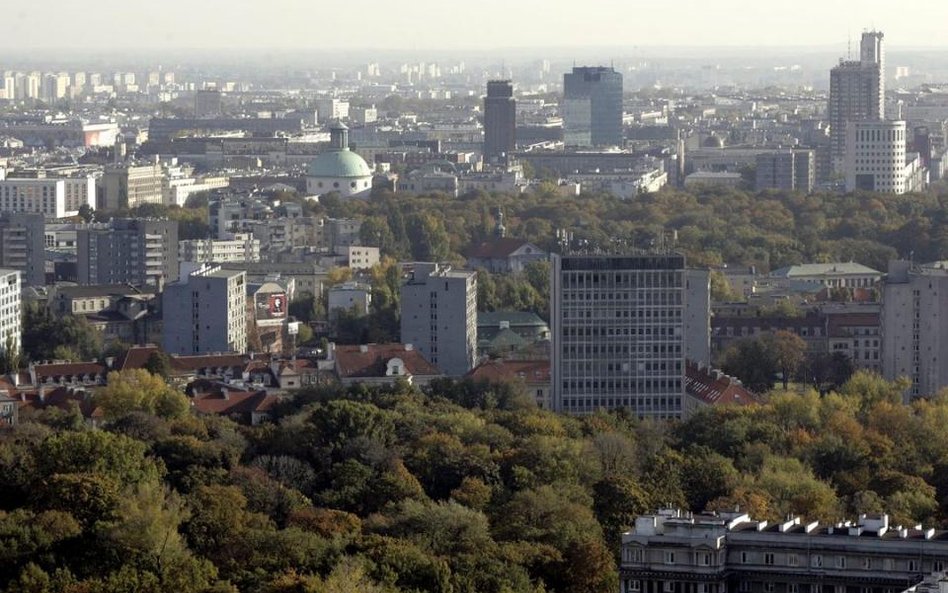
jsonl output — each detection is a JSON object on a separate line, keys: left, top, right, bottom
{"left": 99, "top": 163, "right": 165, "bottom": 210}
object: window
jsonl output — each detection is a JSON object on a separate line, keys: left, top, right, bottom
{"left": 765, "top": 553, "right": 775, "bottom": 566}
{"left": 790, "top": 585, "right": 799, "bottom": 593}
{"left": 741, "top": 552, "right": 749, "bottom": 564}
{"left": 862, "top": 557, "right": 871, "bottom": 570}
{"left": 764, "top": 584, "right": 775, "bottom": 593}
{"left": 935, "top": 561, "right": 945, "bottom": 572}
{"left": 699, "top": 552, "right": 712, "bottom": 566}
{"left": 739, "top": 582, "right": 751, "bottom": 593}
{"left": 664, "top": 551, "right": 676, "bottom": 565}
{"left": 788, "top": 554, "right": 799, "bottom": 567}
{"left": 698, "top": 585, "right": 709, "bottom": 593}
{"left": 812, "top": 555, "right": 823, "bottom": 568}
{"left": 629, "top": 581, "right": 641, "bottom": 592}
{"left": 836, "top": 556, "right": 846, "bottom": 569}
{"left": 664, "top": 582, "right": 675, "bottom": 593}
{"left": 908, "top": 560, "right": 919, "bottom": 572}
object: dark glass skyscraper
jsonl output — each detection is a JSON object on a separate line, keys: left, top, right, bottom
{"left": 483, "top": 80, "right": 516, "bottom": 163}
{"left": 563, "top": 66, "right": 623, "bottom": 147}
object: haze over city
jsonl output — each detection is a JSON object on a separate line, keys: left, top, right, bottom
{"left": 4, "top": 0, "right": 948, "bottom": 52}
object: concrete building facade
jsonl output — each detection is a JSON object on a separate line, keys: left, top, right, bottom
{"left": 77, "top": 219, "right": 179, "bottom": 287}
{"left": 99, "top": 163, "right": 165, "bottom": 211}
{"left": 400, "top": 263, "right": 477, "bottom": 377}
{"left": 845, "top": 120, "right": 908, "bottom": 194}
{"left": 829, "top": 31, "right": 885, "bottom": 175}
{"left": 882, "top": 260, "right": 948, "bottom": 400}
{"left": 162, "top": 264, "right": 247, "bottom": 355}
{"left": 0, "top": 212, "right": 46, "bottom": 286}
{"left": 621, "top": 508, "right": 948, "bottom": 593}
{"left": 550, "top": 253, "right": 709, "bottom": 419}
{"left": 179, "top": 233, "right": 261, "bottom": 264}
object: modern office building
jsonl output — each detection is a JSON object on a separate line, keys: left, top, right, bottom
{"left": 99, "top": 162, "right": 165, "bottom": 210}
{"left": 845, "top": 120, "right": 909, "bottom": 193}
{"left": 620, "top": 508, "right": 948, "bottom": 593}
{"left": 882, "top": 260, "right": 948, "bottom": 400}
{"left": 77, "top": 219, "right": 179, "bottom": 287}
{"left": 829, "top": 31, "right": 885, "bottom": 175}
{"left": 563, "top": 66, "right": 623, "bottom": 147}
{"left": 483, "top": 80, "right": 516, "bottom": 163}
{"left": 162, "top": 264, "right": 247, "bottom": 355}
{"left": 0, "top": 212, "right": 46, "bottom": 286}
{"left": 550, "top": 253, "right": 710, "bottom": 419}
{"left": 755, "top": 150, "right": 815, "bottom": 193}
{"left": 400, "top": 263, "right": 477, "bottom": 377}
{"left": 0, "top": 269, "right": 21, "bottom": 355}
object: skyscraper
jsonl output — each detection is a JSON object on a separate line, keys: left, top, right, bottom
{"left": 829, "top": 31, "right": 885, "bottom": 175}
{"left": 562, "top": 66, "right": 623, "bottom": 147}
{"left": 483, "top": 80, "right": 516, "bottom": 164}
{"left": 550, "top": 253, "right": 710, "bottom": 419}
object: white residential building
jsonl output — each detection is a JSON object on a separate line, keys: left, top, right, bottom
{"left": 0, "top": 177, "right": 95, "bottom": 218}
{"left": 179, "top": 233, "right": 261, "bottom": 264}
{"left": 0, "top": 269, "right": 21, "bottom": 355}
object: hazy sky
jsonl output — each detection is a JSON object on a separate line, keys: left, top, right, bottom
{"left": 3, "top": 0, "right": 947, "bottom": 51}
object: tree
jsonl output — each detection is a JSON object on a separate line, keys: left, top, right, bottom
{"left": 764, "top": 331, "right": 807, "bottom": 390}
{"left": 143, "top": 351, "right": 172, "bottom": 379}
{"left": 78, "top": 204, "right": 95, "bottom": 223}
{"left": 21, "top": 303, "right": 103, "bottom": 363}
{"left": 96, "top": 369, "right": 190, "bottom": 421}
{"left": 719, "top": 337, "right": 777, "bottom": 393}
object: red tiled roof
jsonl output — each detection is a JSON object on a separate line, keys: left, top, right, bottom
{"left": 33, "top": 362, "right": 108, "bottom": 381}
{"left": 114, "top": 345, "right": 161, "bottom": 371}
{"left": 467, "top": 359, "right": 550, "bottom": 384}
{"left": 685, "top": 361, "right": 760, "bottom": 407}
{"left": 334, "top": 344, "right": 439, "bottom": 379}
{"left": 464, "top": 237, "right": 534, "bottom": 259}
{"left": 191, "top": 390, "right": 279, "bottom": 416}
{"left": 17, "top": 386, "right": 102, "bottom": 418}
{"left": 171, "top": 354, "right": 251, "bottom": 373}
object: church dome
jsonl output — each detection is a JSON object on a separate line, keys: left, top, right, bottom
{"left": 306, "top": 149, "right": 372, "bottom": 179}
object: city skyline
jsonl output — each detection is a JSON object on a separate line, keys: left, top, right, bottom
{"left": 4, "top": 0, "right": 948, "bottom": 52}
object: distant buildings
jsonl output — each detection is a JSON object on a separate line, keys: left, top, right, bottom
{"left": 179, "top": 233, "right": 261, "bottom": 264}
{"left": 769, "top": 262, "right": 882, "bottom": 289}
{"left": 0, "top": 174, "right": 95, "bottom": 218}
{"left": 162, "top": 264, "right": 247, "bottom": 355}
{"left": 550, "top": 253, "right": 710, "bottom": 418}
{"left": 99, "top": 162, "right": 165, "bottom": 210}
{"left": 755, "top": 150, "right": 815, "bottom": 193}
{"left": 400, "top": 263, "right": 477, "bottom": 377}
{"left": 77, "top": 219, "right": 179, "bottom": 287}
{"left": 328, "top": 282, "right": 372, "bottom": 322}
{"left": 194, "top": 89, "right": 222, "bottom": 117}
{"left": 829, "top": 31, "right": 885, "bottom": 175}
{"left": 330, "top": 343, "right": 441, "bottom": 387}
{"left": 483, "top": 80, "right": 516, "bottom": 163}
{"left": 464, "top": 236, "right": 548, "bottom": 274}
{"left": 562, "top": 66, "right": 623, "bottom": 147}
{"left": 304, "top": 123, "right": 373, "bottom": 199}
{"left": 845, "top": 120, "right": 917, "bottom": 194}
{"left": 0, "top": 212, "right": 45, "bottom": 286}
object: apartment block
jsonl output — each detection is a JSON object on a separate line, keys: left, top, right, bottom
{"left": 162, "top": 264, "right": 247, "bottom": 355}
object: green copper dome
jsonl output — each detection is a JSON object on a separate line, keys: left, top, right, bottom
{"left": 306, "top": 148, "right": 372, "bottom": 179}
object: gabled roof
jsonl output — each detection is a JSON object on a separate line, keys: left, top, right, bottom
{"left": 467, "top": 359, "right": 550, "bottom": 384}
{"left": 334, "top": 344, "right": 439, "bottom": 379}
{"left": 114, "top": 345, "right": 161, "bottom": 371}
{"left": 33, "top": 362, "right": 108, "bottom": 382}
{"left": 685, "top": 361, "right": 760, "bottom": 407}
{"left": 464, "top": 237, "right": 543, "bottom": 260}
{"left": 191, "top": 389, "right": 279, "bottom": 416}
